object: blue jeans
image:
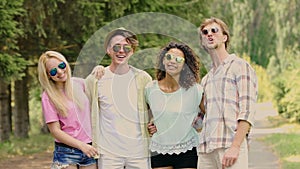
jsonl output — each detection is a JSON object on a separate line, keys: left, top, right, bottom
{"left": 52, "top": 142, "right": 96, "bottom": 167}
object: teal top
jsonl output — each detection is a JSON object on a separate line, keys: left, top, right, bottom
{"left": 145, "top": 80, "right": 203, "bottom": 155}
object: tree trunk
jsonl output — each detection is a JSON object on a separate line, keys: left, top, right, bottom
{"left": 0, "top": 81, "right": 12, "bottom": 142}
{"left": 14, "top": 72, "right": 29, "bottom": 138}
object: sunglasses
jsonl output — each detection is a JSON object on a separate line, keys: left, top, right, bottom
{"left": 201, "top": 27, "right": 219, "bottom": 35}
{"left": 49, "top": 62, "right": 67, "bottom": 76}
{"left": 112, "top": 44, "right": 132, "bottom": 53}
{"left": 165, "top": 53, "right": 185, "bottom": 63}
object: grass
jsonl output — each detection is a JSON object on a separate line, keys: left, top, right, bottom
{"left": 0, "top": 133, "right": 53, "bottom": 160}
{"left": 260, "top": 121, "right": 300, "bottom": 169}
{"left": 267, "top": 115, "right": 290, "bottom": 127}
{"left": 0, "top": 96, "right": 53, "bottom": 161}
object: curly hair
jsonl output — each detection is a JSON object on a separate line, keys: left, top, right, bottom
{"left": 156, "top": 41, "right": 200, "bottom": 89}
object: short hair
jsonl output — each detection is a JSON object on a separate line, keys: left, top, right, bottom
{"left": 199, "top": 17, "right": 230, "bottom": 50}
{"left": 104, "top": 27, "right": 138, "bottom": 52}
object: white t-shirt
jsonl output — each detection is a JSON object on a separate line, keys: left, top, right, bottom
{"left": 97, "top": 67, "right": 145, "bottom": 157}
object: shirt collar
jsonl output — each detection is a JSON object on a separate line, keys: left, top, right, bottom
{"left": 222, "top": 54, "right": 236, "bottom": 65}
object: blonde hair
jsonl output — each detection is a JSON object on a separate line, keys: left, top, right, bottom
{"left": 199, "top": 17, "right": 230, "bottom": 50}
{"left": 38, "top": 51, "right": 81, "bottom": 117}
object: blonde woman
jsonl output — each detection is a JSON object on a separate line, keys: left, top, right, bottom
{"left": 38, "top": 51, "right": 103, "bottom": 169}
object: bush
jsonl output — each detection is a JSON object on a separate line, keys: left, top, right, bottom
{"left": 268, "top": 46, "right": 300, "bottom": 123}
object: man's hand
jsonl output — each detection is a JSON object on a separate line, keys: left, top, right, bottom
{"left": 221, "top": 120, "right": 250, "bottom": 168}
{"left": 222, "top": 145, "right": 239, "bottom": 168}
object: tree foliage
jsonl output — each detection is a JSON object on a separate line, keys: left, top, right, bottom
{"left": 203, "top": 0, "right": 300, "bottom": 122}
{"left": 268, "top": 46, "right": 300, "bottom": 122}
{"left": 0, "top": 0, "right": 27, "bottom": 82}
{"left": 1, "top": 0, "right": 300, "bottom": 140}
{"left": 265, "top": 0, "right": 300, "bottom": 122}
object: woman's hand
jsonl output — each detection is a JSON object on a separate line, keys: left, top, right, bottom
{"left": 192, "top": 112, "right": 204, "bottom": 132}
{"left": 147, "top": 121, "right": 157, "bottom": 136}
{"left": 79, "top": 142, "right": 99, "bottom": 158}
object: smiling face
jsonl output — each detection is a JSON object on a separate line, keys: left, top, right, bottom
{"left": 106, "top": 35, "right": 133, "bottom": 66}
{"left": 163, "top": 48, "right": 185, "bottom": 77}
{"left": 46, "top": 57, "right": 68, "bottom": 85}
{"left": 201, "top": 22, "right": 227, "bottom": 50}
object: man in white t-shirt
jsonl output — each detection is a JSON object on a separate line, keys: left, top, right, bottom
{"left": 85, "top": 27, "right": 152, "bottom": 169}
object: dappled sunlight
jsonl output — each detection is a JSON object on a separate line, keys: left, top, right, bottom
{"left": 285, "top": 155, "right": 300, "bottom": 163}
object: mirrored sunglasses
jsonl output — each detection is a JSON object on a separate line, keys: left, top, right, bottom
{"left": 49, "top": 62, "right": 66, "bottom": 76}
{"left": 201, "top": 27, "right": 219, "bottom": 35}
{"left": 112, "top": 44, "right": 132, "bottom": 53}
{"left": 165, "top": 53, "right": 185, "bottom": 63}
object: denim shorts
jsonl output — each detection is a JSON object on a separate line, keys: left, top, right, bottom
{"left": 52, "top": 142, "right": 96, "bottom": 167}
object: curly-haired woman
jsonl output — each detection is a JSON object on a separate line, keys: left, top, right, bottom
{"left": 145, "top": 42, "right": 204, "bottom": 169}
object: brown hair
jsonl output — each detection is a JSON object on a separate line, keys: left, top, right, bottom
{"left": 104, "top": 27, "right": 139, "bottom": 52}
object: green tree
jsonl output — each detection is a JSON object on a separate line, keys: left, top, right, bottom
{"left": 0, "top": 0, "right": 27, "bottom": 141}
{"left": 266, "top": 0, "right": 300, "bottom": 122}
{"left": 16, "top": 0, "right": 108, "bottom": 134}
{"left": 268, "top": 47, "right": 300, "bottom": 122}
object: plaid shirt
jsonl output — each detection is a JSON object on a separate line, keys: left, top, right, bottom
{"left": 198, "top": 54, "right": 258, "bottom": 153}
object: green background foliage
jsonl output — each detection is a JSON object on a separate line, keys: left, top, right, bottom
{"left": 0, "top": 1, "right": 299, "bottom": 167}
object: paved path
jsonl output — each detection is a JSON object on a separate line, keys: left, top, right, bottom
{"left": 248, "top": 102, "right": 281, "bottom": 169}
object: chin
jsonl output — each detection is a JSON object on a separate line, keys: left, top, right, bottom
{"left": 206, "top": 44, "right": 217, "bottom": 49}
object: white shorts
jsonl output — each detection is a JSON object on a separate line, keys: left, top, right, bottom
{"left": 98, "top": 154, "right": 150, "bottom": 169}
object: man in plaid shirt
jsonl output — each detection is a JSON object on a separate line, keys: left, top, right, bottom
{"left": 197, "top": 17, "right": 258, "bottom": 169}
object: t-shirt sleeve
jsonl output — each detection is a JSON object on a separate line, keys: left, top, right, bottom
{"left": 41, "top": 92, "right": 59, "bottom": 124}
{"left": 72, "top": 77, "right": 85, "bottom": 92}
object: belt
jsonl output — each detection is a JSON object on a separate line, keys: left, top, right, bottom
{"left": 55, "top": 142, "right": 92, "bottom": 149}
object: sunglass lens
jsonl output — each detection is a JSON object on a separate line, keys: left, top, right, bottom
{"left": 58, "top": 62, "right": 66, "bottom": 69}
{"left": 202, "top": 29, "right": 208, "bottom": 35}
{"left": 124, "top": 45, "right": 132, "bottom": 53}
{"left": 175, "top": 57, "right": 184, "bottom": 63}
{"left": 166, "top": 54, "right": 172, "bottom": 60}
{"left": 112, "top": 45, "right": 121, "bottom": 53}
{"left": 49, "top": 68, "right": 57, "bottom": 76}
{"left": 212, "top": 27, "right": 218, "bottom": 33}
{"left": 202, "top": 27, "right": 219, "bottom": 35}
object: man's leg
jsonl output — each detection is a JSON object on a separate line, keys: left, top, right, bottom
{"left": 197, "top": 150, "right": 219, "bottom": 169}
{"left": 98, "top": 154, "right": 125, "bottom": 169}
{"left": 125, "top": 157, "right": 150, "bottom": 169}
